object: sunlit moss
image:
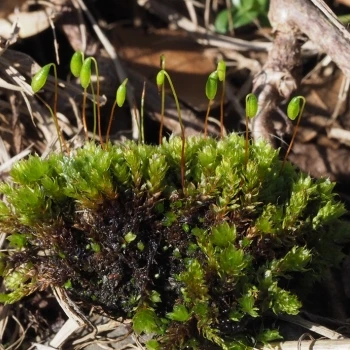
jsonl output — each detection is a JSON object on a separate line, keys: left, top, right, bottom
{"left": 0, "top": 134, "right": 349, "bottom": 349}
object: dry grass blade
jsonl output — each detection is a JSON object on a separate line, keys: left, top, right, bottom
{"left": 52, "top": 287, "right": 91, "bottom": 327}
{"left": 50, "top": 287, "right": 96, "bottom": 348}
{"left": 278, "top": 314, "right": 345, "bottom": 339}
{"left": 0, "top": 136, "right": 10, "bottom": 166}
{"left": 70, "top": 0, "right": 87, "bottom": 52}
{"left": 184, "top": 0, "right": 198, "bottom": 26}
{"left": 0, "top": 21, "right": 20, "bottom": 55}
{"left": 72, "top": 321, "right": 134, "bottom": 350}
{"left": 329, "top": 75, "right": 350, "bottom": 123}
{"left": 0, "top": 146, "right": 32, "bottom": 173}
{"left": 0, "top": 52, "right": 36, "bottom": 125}
{"left": 0, "top": 286, "right": 10, "bottom": 346}
{"left": 0, "top": 62, "right": 33, "bottom": 97}
{"left": 5, "top": 315, "right": 30, "bottom": 350}
{"left": 264, "top": 338, "right": 350, "bottom": 350}
{"left": 49, "top": 318, "right": 82, "bottom": 349}
{"left": 131, "top": 335, "right": 146, "bottom": 350}
{"left": 328, "top": 128, "right": 350, "bottom": 145}
{"left": 311, "top": 0, "right": 350, "bottom": 37}
{"left": 30, "top": 345, "right": 57, "bottom": 350}
{"left": 0, "top": 0, "right": 67, "bottom": 40}
{"left": 45, "top": 5, "right": 60, "bottom": 65}
{"left": 0, "top": 78, "right": 29, "bottom": 92}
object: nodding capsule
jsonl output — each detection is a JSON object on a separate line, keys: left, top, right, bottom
{"left": 287, "top": 96, "right": 301, "bottom": 120}
{"left": 206, "top": 71, "right": 219, "bottom": 100}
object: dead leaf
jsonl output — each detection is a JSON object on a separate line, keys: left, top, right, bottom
{"left": 335, "top": 0, "right": 350, "bottom": 7}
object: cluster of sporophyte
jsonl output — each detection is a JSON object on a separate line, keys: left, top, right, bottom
{"left": 0, "top": 133, "right": 349, "bottom": 349}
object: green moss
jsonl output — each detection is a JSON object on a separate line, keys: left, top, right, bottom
{"left": 0, "top": 134, "right": 349, "bottom": 349}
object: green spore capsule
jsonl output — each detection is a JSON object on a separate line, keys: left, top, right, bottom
{"left": 156, "top": 70, "right": 165, "bottom": 89}
{"left": 116, "top": 78, "right": 128, "bottom": 107}
{"left": 245, "top": 93, "right": 258, "bottom": 118}
{"left": 80, "top": 57, "right": 92, "bottom": 89}
{"left": 287, "top": 96, "right": 302, "bottom": 120}
{"left": 280, "top": 95, "right": 306, "bottom": 173}
{"left": 205, "top": 71, "right": 218, "bottom": 100}
{"left": 217, "top": 60, "right": 226, "bottom": 82}
{"left": 31, "top": 64, "right": 53, "bottom": 93}
{"left": 70, "top": 51, "right": 84, "bottom": 78}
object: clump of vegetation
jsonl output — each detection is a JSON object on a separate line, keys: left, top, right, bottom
{"left": 0, "top": 131, "right": 348, "bottom": 349}
{"left": 0, "top": 52, "right": 348, "bottom": 349}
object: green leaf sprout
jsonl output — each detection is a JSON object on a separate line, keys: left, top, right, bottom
{"left": 133, "top": 309, "right": 163, "bottom": 335}
{"left": 167, "top": 304, "right": 190, "bottom": 322}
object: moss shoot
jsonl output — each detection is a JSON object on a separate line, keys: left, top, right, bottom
{"left": 0, "top": 134, "right": 349, "bottom": 349}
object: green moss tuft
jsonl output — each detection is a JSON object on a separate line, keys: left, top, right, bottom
{"left": 0, "top": 134, "right": 349, "bottom": 349}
